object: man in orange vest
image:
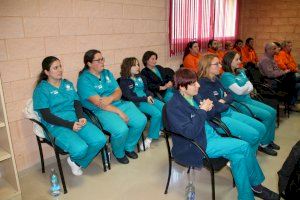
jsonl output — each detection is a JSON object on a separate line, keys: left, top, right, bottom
{"left": 275, "top": 41, "right": 299, "bottom": 104}
{"left": 275, "top": 41, "right": 298, "bottom": 72}
{"left": 242, "top": 37, "right": 258, "bottom": 67}
{"left": 207, "top": 39, "right": 224, "bottom": 61}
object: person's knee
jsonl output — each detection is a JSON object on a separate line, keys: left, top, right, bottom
{"left": 70, "top": 143, "right": 88, "bottom": 159}
{"left": 112, "top": 125, "right": 129, "bottom": 139}
{"left": 133, "top": 113, "right": 147, "bottom": 128}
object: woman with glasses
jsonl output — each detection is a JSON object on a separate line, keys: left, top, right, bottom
{"left": 166, "top": 68, "right": 279, "bottom": 200}
{"left": 77, "top": 49, "right": 147, "bottom": 164}
{"left": 33, "top": 56, "right": 106, "bottom": 176}
{"left": 197, "top": 54, "right": 269, "bottom": 154}
{"left": 220, "top": 51, "right": 280, "bottom": 156}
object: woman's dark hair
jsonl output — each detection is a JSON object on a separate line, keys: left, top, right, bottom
{"left": 183, "top": 41, "right": 198, "bottom": 61}
{"left": 120, "top": 57, "right": 139, "bottom": 78}
{"left": 234, "top": 39, "right": 243, "bottom": 48}
{"left": 174, "top": 68, "right": 198, "bottom": 90}
{"left": 36, "top": 56, "right": 59, "bottom": 86}
{"left": 245, "top": 37, "right": 254, "bottom": 45}
{"left": 142, "top": 51, "right": 158, "bottom": 67}
{"left": 222, "top": 51, "right": 238, "bottom": 73}
{"left": 79, "top": 49, "right": 101, "bottom": 75}
{"left": 207, "top": 39, "right": 215, "bottom": 48}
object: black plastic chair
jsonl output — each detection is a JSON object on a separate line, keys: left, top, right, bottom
{"left": 29, "top": 118, "right": 109, "bottom": 194}
{"left": 82, "top": 107, "right": 145, "bottom": 154}
{"left": 162, "top": 106, "right": 235, "bottom": 200}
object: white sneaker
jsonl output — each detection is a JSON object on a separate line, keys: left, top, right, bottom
{"left": 67, "top": 157, "right": 83, "bottom": 176}
{"left": 140, "top": 138, "right": 152, "bottom": 151}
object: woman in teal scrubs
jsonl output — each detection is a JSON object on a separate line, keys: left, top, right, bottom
{"left": 33, "top": 56, "right": 106, "bottom": 176}
{"left": 197, "top": 54, "right": 266, "bottom": 153}
{"left": 166, "top": 68, "right": 279, "bottom": 200}
{"left": 119, "top": 57, "right": 164, "bottom": 150}
{"left": 77, "top": 50, "right": 147, "bottom": 164}
{"left": 220, "top": 51, "right": 280, "bottom": 156}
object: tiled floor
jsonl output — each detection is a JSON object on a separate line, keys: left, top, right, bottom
{"left": 19, "top": 111, "right": 300, "bottom": 200}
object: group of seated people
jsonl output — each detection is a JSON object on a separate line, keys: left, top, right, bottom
{"left": 32, "top": 42, "right": 298, "bottom": 199}
{"left": 183, "top": 38, "right": 300, "bottom": 110}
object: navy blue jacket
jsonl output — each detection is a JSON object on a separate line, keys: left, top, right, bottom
{"left": 197, "top": 77, "right": 233, "bottom": 120}
{"left": 141, "top": 65, "right": 173, "bottom": 97}
{"left": 166, "top": 91, "right": 207, "bottom": 167}
{"left": 119, "top": 75, "right": 153, "bottom": 105}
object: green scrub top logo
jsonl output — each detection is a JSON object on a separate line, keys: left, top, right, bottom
{"left": 65, "top": 84, "right": 73, "bottom": 91}
{"left": 50, "top": 90, "right": 59, "bottom": 95}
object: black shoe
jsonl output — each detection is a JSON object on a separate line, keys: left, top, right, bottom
{"left": 253, "top": 185, "right": 279, "bottom": 200}
{"left": 125, "top": 151, "right": 138, "bottom": 159}
{"left": 116, "top": 156, "right": 129, "bottom": 164}
{"left": 258, "top": 146, "right": 277, "bottom": 156}
{"left": 268, "top": 142, "right": 280, "bottom": 150}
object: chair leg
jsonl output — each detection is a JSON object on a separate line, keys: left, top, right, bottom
{"left": 187, "top": 166, "right": 191, "bottom": 174}
{"left": 104, "top": 144, "right": 111, "bottom": 170}
{"left": 229, "top": 169, "right": 236, "bottom": 188}
{"left": 55, "top": 150, "right": 67, "bottom": 194}
{"left": 210, "top": 169, "right": 216, "bottom": 200}
{"left": 276, "top": 104, "right": 280, "bottom": 128}
{"left": 164, "top": 158, "right": 172, "bottom": 194}
{"left": 100, "top": 148, "right": 107, "bottom": 172}
{"left": 36, "top": 138, "right": 45, "bottom": 173}
{"left": 141, "top": 132, "right": 145, "bottom": 151}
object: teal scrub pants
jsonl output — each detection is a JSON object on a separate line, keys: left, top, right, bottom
{"left": 234, "top": 99, "right": 276, "bottom": 145}
{"left": 94, "top": 101, "right": 147, "bottom": 158}
{"left": 163, "top": 88, "right": 174, "bottom": 102}
{"left": 220, "top": 108, "right": 266, "bottom": 152}
{"left": 50, "top": 122, "right": 106, "bottom": 168}
{"left": 138, "top": 98, "right": 164, "bottom": 139}
{"left": 206, "top": 130, "right": 265, "bottom": 200}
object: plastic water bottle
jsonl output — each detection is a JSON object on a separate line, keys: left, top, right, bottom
{"left": 49, "top": 168, "right": 61, "bottom": 197}
{"left": 185, "top": 182, "right": 196, "bottom": 200}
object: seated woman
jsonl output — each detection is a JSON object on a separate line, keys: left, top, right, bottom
{"left": 182, "top": 41, "right": 202, "bottom": 73}
{"left": 197, "top": 54, "right": 267, "bottom": 154}
{"left": 33, "top": 56, "right": 106, "bottom": 176}
{"left": 220, "top": 51, "right": 280, "bottom": 156}
{"left": 119, "top": 57, "right": 164, "bottom": 150}
{"left": 166, "top": 68, "right": 279, "bottom": 200}
{"left": 77, "top": 50, "right": 147, "bottom": 164}
{"left": 141, "top": 51, "right": 174, "bottom": 102}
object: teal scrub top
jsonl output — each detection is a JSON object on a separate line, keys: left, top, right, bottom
{"left": 132, "top": 77, "right": 146, "bottom": 97}
{"left": 220, "top": 70, "right": 251, "bottom": 102}
{"left": 77, "top": 69, "right": 120, "bottom": 111}
{"left": 152, "top": 66, "right": 163, "bottom": 81}
{"left": 33, "top": 79, "right": 78, "bottom": 129}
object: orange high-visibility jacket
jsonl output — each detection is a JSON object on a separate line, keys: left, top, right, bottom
{"left": 241, "top": 45, "right": 258, "bottom": 64}
{"left": 274, "top": 50, "right": 298, "bottom": 72}
{"left": 183, "top": 53, "right": 202, "bottom": 73}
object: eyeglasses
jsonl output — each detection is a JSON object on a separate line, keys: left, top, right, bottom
{"left": 211, "top": 63, "right": 221, "bottom": 66}
{"left": 92, "top": 57, "right": 105, "bottom": 63}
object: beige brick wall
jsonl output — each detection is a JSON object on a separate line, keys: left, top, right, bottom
{"left": 239, "top": 0, "right": 300, "bottom": 63}
{"left": 0, "top": 0, "right": 182, "bottom": 171}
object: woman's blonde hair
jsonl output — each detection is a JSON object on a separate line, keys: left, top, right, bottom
{"left": 198, "top": 53, "right": 218, "bottom": 79}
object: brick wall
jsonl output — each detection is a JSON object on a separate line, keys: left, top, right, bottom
{"left": 239, "top": 0, "right": 300, "bottom": 63}
{"left": 0, "top": 0, "right": 182, "bottom": 171}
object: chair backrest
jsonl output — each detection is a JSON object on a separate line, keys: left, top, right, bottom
{"left": 23, "top": 99, "right": 46, "bottom": 138}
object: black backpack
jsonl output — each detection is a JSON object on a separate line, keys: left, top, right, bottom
{"left": 278, "top": 140, "right": 300, "bottom": 200}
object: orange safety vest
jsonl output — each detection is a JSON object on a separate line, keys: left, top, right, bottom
{"left": 274, "top": 50, "right": 298, "bottom": 72}
{"left": 183, "top": 53, "right": 202, "bottom": 73}
{"left": 241, "top": 45, "right": 258, "bottom": 64}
